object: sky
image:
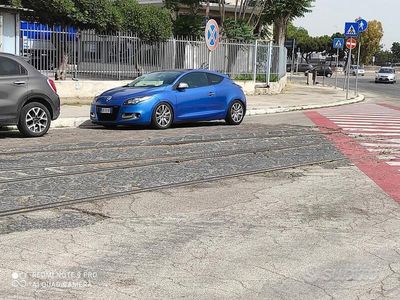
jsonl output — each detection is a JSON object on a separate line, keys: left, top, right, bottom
{"left": 294, "top": 0, "right": 397, "bottom": 49}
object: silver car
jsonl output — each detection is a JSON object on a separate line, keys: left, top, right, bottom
{"left": 0, "top": 53, "right": 60, "bottom": 137}
{"left": 350, "top": 65, "right": 365, "bottom": 76}
{"left": 375, "top": 67, "right": 396, "bottom": 84}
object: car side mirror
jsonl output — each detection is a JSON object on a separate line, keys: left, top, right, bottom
{"left": 177, "top": 82, "right": 189, "bottom": 90}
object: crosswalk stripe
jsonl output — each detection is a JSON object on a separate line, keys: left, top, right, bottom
{"left": 343, "top": 128, "right": 400, "bottom": 132}
{"left": 361, "top": 143, "right": 400, "bottom": 148}
{"left": 336, "top": 125, "right": 400, "bottom": 129}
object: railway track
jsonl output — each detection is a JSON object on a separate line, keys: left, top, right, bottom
{"left": 0, "top": 158, "right": 346, "bottom": 218}
{"left": 0, "top": 128, "right": 338, "bottom": 157}
{"left": 0, "top": 142, "right": 330, "bottom": 183}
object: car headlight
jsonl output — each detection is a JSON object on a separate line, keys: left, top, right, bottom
{"left": 92, "top": 96, "right": 99, "bottom": 104}
{"left": 124, "top": 96, "right": 153, "bottom": 105}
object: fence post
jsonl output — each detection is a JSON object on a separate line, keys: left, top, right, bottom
{"left": 266, "top": 41, "right": 273, "bottom": 86}
{"left": 253, "top": 40, "right": 258, "bottom": 85}
{"left": 118, "top": 31, "right": 121, "bottom": 80}
{"left": 172, "top": 38, "right": 176, "bottom": 69}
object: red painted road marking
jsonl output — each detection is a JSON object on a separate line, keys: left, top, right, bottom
{"left": 305, "top": 103, "right": 400, "bottom": 203}
{"left": 378, "top": 103, "right": 400, "bottom": 111}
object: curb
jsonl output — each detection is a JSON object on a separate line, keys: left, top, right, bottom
{"left": 51, "top": 93, "right": 365, "bottom": 129}
{"left": 246, "top": 94, "right": 365, "bottom": 116}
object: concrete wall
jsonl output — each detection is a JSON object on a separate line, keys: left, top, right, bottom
{"left": 56, "top": 76, "right": 288, "bottom": 103}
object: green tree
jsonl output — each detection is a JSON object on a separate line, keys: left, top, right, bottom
{"left": 391, "top": 42, "right": 400, "bottom": 63}
{"left": 375, "top": 49, "right": 393, "bottom": 65}
{"left": 20, "top": 0, "right": 173, "bottom": 39}
{"left": 262, "top": 0, "right": 314, "bottom": 45}
{"left": 359, "top": 20, "right": 383, "bottom": 64}
{"left": 172, "top": 15, "right": 203, "bottom": 38}
{"left": 223, "top": 18, "right": 255, "bottom": 41}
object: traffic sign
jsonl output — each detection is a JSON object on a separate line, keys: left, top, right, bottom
{"left": 285, "top": 39, "right": 296, "bottom": 49}
{"left": 333, "top": 38, "right": 344, "bottom": 49}
{"left": 346, "top": 38, "right": 357, "bottom": 50}
{"left": 344, "top": 22, "right": 359, "bottom": 37}
{"left": 356, "top": 19, "right": 368, "bottom": 33}
{"left": 205, "top": 19, "right": 219, "bottom": 51}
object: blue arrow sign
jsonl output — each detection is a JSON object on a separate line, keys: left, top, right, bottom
{"left": 345, "top": 22, "right": 359, "bottom": 37}
{"left": 333, "top": 38, "right": 344, "bottom": 49}
{"left": 357, "top": 19, "right": 368, "bottom": 33}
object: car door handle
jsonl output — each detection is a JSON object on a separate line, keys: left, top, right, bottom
{"left": 13, "top": 81, "right": 26, "bottom": 85}
{"left": 208, "top": 92, "right": 215, "bottom": 96}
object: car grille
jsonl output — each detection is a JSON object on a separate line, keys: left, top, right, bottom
{"left": 96, "top": 106, "right": 120, "bottom": 122}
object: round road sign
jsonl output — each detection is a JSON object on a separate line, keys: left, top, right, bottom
{"left": 205, "top": 19, "right": 220, "bottom": 51}
{"left": 346, "top": 38, "right": 357, "bottom": 50}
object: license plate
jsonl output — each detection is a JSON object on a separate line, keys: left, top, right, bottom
{"left": 100, "top": 107, "right": 112, "bottom": 114}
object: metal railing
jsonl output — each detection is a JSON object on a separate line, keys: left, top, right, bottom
{"left": 20, "top": 27, "right": 287, "bottom": 82}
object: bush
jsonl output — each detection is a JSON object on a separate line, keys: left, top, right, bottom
{"left": 232, "top": 74, "right": 280, "bottom": 82}
{"left": 114, "top": 0, "right": 172, "bottom": 40}
{"left": 173, "top": 15, "right": 203, "bottom": 38}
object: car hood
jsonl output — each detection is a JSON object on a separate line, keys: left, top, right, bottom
{"left": 96, "top": 86, "right": 166, "bottom": 105}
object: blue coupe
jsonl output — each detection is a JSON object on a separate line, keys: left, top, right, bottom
{"left": 90, "top": 70, "right": 246, "bottom": 129}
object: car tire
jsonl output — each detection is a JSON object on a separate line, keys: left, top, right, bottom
{"left": 151, "top": 102, "right": 173, "bottom": 129}
{"left": 226, "top": 100, "right": 245, "bottom": 125}
{"left": 17, "top": 102, "right": 51, "bottom": 138}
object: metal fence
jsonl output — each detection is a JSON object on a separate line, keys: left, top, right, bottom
{"left": 20, "top": 27, "right": 287, "bottom": 82}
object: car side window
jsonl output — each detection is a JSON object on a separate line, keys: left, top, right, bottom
{"left": 179, "top": 72, "right": 209, "bottom": 88}
{"left": 207, "top": 73, "right": 224, "bottom": 85}
{"left": 0, "top": 57, "right": 27, "bottom": 76}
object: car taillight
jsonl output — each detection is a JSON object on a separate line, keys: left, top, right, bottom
{"left": 47, "top": 78, "right": 57, "bottom": 94}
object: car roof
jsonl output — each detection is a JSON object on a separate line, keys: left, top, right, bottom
{"left": 150, "top": 69, "right": 229, "bottom": 78}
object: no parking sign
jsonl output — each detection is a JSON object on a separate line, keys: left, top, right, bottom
{"left": 205, "top": 19, "right": 219, "bottom": 51}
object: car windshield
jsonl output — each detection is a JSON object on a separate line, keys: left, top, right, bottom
{"left": 127, "top": 71, "right": 183, "bottom": 88}
{"left": 379, "top": 68, "right": 394, "bottom": 74}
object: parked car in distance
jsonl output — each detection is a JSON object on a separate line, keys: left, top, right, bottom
{"left": 306, "top": 65, "right": 333, "bottom": 77}
{"left": 0, "top": 52, "right": 60, "bottom": 137}
{"left": 90, "top": 70, "right": 247, "bottom": 129}
{"left": 298, "top": 63, "right": 314, "bottom": 73}
{"left": 375, "top": 67, "right": 396, "bottom": 84}
{"left": 349, "top": 65, "right": 365, "bottom": 76}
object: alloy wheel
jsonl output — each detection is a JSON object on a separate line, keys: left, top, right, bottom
{"left": 231, "top": 102, "right": 244, "bottom": 123}
{"left": 155, "top": 104, "right": 172, "bottom": 128}
{"left": 26, "top": 107, "right": 49, "bottom": 133}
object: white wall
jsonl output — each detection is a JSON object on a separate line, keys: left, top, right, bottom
{"left": 0, "top": 14, "right": 3, "bottom": 52}
{"left": 0, "top": 11, "right": 18, "bottom": 55}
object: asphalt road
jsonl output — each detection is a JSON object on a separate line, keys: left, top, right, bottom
{"left": 290, "top": 73, "right": 400, "bottom": 103}
{"left": 1, "top": 113, "right": 400, "bottom": 299}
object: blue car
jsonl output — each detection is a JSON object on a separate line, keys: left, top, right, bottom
{"left": 90, "top": 70, "right": 246, "bottom": 129}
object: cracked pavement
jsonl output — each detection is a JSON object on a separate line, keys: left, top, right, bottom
{"left": 0, "top": 114, "right": 399, "bottom": 299}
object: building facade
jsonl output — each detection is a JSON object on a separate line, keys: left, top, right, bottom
{"left": 0, "top": 5, "right": 23, "bottom": 55}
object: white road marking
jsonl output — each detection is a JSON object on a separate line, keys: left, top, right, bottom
{"left": 361, "top": 143, "right": 400, "bottom": 148}
{"left": 343, "top": 128, "right": 400, "bottom": 132}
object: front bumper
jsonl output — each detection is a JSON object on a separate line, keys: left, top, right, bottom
{"left": 90, "top": 103, "right": 153, "bottom": 125}
{"left": 376, "top": 77, "right": 395, "bottom": 82}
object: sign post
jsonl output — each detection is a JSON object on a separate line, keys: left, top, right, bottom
{"left": 345, "top": 38, "right": 357, "bottom": 99}
{"left": 355, "top": 18, "right": 368, "bottom": 96}
{"left": 333, "top": 38, "right": 344, "bottom": 89}
{"left": 205, "top": 19, "right": 220, "bottom": 70}
{"left": 344, "top": 22, "right": 359, "bottom": 100}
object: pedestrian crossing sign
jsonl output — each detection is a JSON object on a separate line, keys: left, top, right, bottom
{"left": 333, "top": 38, "right": 344, "bottom": 49}
{"left": 345, "top": 22, "right": 359, "bottom": 37}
